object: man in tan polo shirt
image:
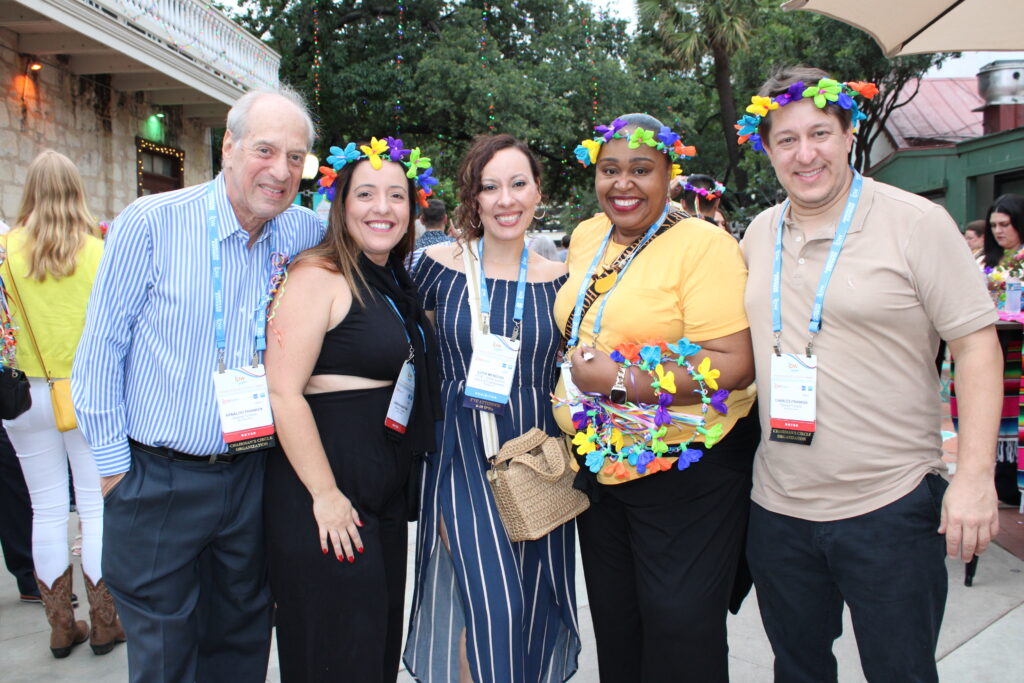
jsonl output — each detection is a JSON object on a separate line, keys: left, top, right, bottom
{"left": 739, "top": 66, "right": 1002, "bottom": 682}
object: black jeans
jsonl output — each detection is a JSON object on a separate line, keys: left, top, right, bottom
{"left": 576, "top": 409, "right": 759, "bottom": 683}
{"left": 747, "top": 474, "right": 948, "bottom": 683}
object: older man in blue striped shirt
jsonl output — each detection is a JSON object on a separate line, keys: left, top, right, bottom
{"left": 73, "top": 86, "right": 325, "bottom": 682}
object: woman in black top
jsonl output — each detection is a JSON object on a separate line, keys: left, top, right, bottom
{"left": 264, "top": 140, "right": 440, "bottom": 682}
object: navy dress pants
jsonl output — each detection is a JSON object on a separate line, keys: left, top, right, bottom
{"left": 747, "top": 474, "right": 949, "bottom": 683}
{"left": 102, "top": 445, "right": 274, "bottom": 683}
{"left": 0, "top": 426, "right": 36, "bottom": 596}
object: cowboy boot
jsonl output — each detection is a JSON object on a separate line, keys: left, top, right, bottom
{"left": 83, "top": 573, "right": 126, "bottom": 655}
{"left": 35, "top": 565, "right": 88, "bottom": 658}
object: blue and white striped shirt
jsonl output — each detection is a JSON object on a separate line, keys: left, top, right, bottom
{"left": 72, "top": 174, "right": 325, "bottom": 476}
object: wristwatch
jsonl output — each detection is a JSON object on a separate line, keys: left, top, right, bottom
{"left": 610, "top": 366, "right": 627, "bottom": 404}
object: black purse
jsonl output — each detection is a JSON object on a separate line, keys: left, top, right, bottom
{"left": 0, "top": 364, "right": 31, "bottom": 419}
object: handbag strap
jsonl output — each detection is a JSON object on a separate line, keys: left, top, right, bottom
{"left": 493, "top": 429, "right": 567, "bottom": 480}
{"left": 560, "top": 210, "right": 687, "bottom": 346}
{"left": 1, "top": 238, "right": 51, "bottom": 383}
{"left": 461, "top": 241, "right": 502, "bottom": 460}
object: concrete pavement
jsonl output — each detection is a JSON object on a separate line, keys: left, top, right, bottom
{"left": 1, "top": 516, "right": 1022, "bottom": 682}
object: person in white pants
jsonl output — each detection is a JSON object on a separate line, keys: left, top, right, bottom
{"left": 3, "top": 150, "right": 123, "bottom": 658}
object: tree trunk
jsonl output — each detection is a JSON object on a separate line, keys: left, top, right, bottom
{"left": 711, "top": 41, "right": 747, "bottom": 193}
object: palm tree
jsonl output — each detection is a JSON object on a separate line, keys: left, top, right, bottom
{"left": 636, "top": 0, "right": 755, "bottom": 192}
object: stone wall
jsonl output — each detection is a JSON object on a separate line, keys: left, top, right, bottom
{"left": 0, "top": 29, "right": 213, "bottom": 225}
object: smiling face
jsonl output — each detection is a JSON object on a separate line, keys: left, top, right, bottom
{"left": 594, "top": 134, "right": 670, "bottom": 238}
{"left": 762, "top": 98, "right": 854, "bottom": 215}
{"left": 990, "top": 211, "right": 1021, "bottom": 251}
{"left": 221, "top": 94, "right": 309, "bottom": 234}
{"left": 476, "top": 147, "right": 542, "bottom": 244}
{"left": 343, "top": 160, "right": 411, "bottom": 265}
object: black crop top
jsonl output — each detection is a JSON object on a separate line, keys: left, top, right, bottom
{"left": 311, "top": 289, "right": 410, "bottom": 380}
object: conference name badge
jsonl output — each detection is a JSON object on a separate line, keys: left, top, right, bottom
{"left": 212, "top": 365, "right": 276, "bottom": 453}
{"left": 768, "top": 353, "right": 817, "bottom": 446}
{"left": 463, "top": 333, "right": 521, "bottom": 415}
{"left": 385, "top": 360, "right": 416, "bottom": 434}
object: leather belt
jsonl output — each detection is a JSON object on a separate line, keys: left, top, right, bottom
{"left": 128, "top": 439, "right": 241, "bottom": 465}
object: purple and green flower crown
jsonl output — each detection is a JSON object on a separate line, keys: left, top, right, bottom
{"left": 317, "top": 136, "right": 438, "bottom": 207}
{"left": 573, "top": 118, "right": 697, "bottom": 179}
{"left": 680, "top": 176, "right": 726, "bottom": 201}
{"left": 735, "top": 78, "right": 878, "bottom": 154}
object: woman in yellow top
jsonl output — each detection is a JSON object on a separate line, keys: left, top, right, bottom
{"left": 3, "top": 150, "right": 123, "bottom": 658}
{"left": 554, "top": 113, "right": 759, "bottom": 681}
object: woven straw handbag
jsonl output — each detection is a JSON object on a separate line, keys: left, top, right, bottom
{"left": 486, "top": 427, "right": 589, "bottom": 542}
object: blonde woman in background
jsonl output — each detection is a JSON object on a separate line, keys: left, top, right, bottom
{"left": 4, "top": 150, "right": 124, "bottom": 658}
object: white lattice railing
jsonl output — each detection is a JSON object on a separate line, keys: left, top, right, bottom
{"left": 85, "top": 0, "right": 279, "bottom": 91}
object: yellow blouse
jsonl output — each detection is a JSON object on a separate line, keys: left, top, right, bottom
{"left": 553, "top": 213, "right": 756, "bottom": 485}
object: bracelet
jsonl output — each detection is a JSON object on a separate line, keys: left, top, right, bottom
{"left": 556, "top": 337, "right": 732, "bottom": 479}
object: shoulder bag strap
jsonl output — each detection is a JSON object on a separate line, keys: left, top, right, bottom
{"left": 2, "top": 239, "right": 51, "bottom": 383}
{"left": 460, "top": 240, "right": 502, "bottom": 460}
{"left": 561, "top": 210, "right": 687, "bottom": 344}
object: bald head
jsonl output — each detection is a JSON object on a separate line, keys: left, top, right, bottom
{"left": 226, "top": 86, "right": 315, "bottom": 152}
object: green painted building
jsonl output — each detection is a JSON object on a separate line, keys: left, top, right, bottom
{"left": 870, "top": 126, "right": 1024, "bottom": 227}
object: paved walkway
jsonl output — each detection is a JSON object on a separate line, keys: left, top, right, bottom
{"left": 1, "top": 515, "right": 1022, "bottom": 682}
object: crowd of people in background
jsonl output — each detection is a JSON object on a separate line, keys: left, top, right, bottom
{"left": 0, "top": 64, "right": 1011, "bottom": 683}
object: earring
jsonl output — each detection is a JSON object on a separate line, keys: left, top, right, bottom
{"left": 534, "top": 207, "right": 548, "bottom": 220}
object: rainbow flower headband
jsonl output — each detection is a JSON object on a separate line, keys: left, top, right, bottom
{"left": 573, "top": 118, "right": 696, "bottom": 179}
{"left": 680, "top": 177, "right": 726, "bottom": 201}
{"left": 735, "top": 78, "right": 878, "bottom": 154}
{"left": 317, "top": 136, "right": 438, "bottom": 207}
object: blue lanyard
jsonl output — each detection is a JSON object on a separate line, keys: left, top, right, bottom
{"left": 567, "top": 204, "right": 669, "bottom": 348}
{"left": 207, "top": 186, "right": 276, "bottom": 371}
{"left": 477, "top": 238, "right": 529, "bottom": 340}
{"left": 771, "top": 171, "right": 863, "bottom": 356}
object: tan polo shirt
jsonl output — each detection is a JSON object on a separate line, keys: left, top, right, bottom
{"left": 741, "top": 176, "right": 997, "bottom": 521}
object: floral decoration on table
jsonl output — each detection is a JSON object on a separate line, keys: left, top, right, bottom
{"left": 984, "top": 248, "right": 1024, "bottom": 306}
{"left": 735, "top": 78, "right": 877, "bottom": 154}
{"left": 553, "top": 338, "right": 729, "bottom": 479}
{"left": 316, "top": 136, "right": 439, "bottom": 207}
{"left": 573, "top": 118, "right": 697, "bottom": 179}
{"left": 0, "top": 251, "right": 17, "bottom": 367}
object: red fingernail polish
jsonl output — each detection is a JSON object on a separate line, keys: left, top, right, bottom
{"left": 357, "top": 546, "right": 364, "bottom": 554}
{"left": 347, "top": 556, "right": 354, "bottom": 563}
{"left": 336, "top": 554, "right": 343, "bottom": 562}
{"left": 357, "top": 520, "right": 363, "bottom": 527}
{"left": 322, "top": 548, "right": 328, "bottom": 555}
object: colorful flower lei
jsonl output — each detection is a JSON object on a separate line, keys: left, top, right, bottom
{"left": 316, "top": 136, "right": 439, "bottom": 207}
{"left": 573, "top": 118, "right": 696, "bottom": 179}
{"left": 735, "top": 78, "right": 878, "bottom": 154}
{"left": 553, "top": 338, "right": 729, "bottom": 479}
{"left": 680, "top": 176, "right": 726, "bottom": 201}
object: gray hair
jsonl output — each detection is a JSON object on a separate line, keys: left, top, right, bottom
{"left": 226, "top": 84, "right": 316, "bottom": 150}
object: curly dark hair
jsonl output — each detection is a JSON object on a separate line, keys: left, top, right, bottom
{"left": 454, "top": 134, "right": 543, "bottom": 242}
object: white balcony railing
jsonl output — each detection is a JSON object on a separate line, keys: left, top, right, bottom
{"left": 82, "top": 0, "right": 279, "bottom": 92}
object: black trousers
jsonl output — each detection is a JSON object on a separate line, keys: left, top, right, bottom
{"left": 0, "top": 425, "right": 36, "bottom": 595}
{"left": 747, "top": 475, "right": 948, "bottom": 683}
{"left": 575, "top": 409, "right": 759, "bottom": 683}
{"left": 265, "top": 387, "right": 411, "bottom": 683}
{"left": 103, "top": 446, "right": 274, "bottom": 683}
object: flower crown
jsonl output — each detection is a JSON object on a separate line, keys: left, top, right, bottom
{"left": 316, "top": 136, "right": 438, "bottom": 207}
{"left": 573, "top": 118, "right": 696, "bottom": 179}
{"left": 735, "top": 78, "right": 878, "bottom": 154}
{"left": 680, "top": 176, "right": 726, "bottom": 201}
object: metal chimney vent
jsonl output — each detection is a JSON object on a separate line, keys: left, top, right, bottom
{"left": 978, "top": 60, "right": 1024, "bottom": 106}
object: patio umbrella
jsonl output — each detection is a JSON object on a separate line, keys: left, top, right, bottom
{"left": 781, "top": 0, "right": 1023, "bottom": 57}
